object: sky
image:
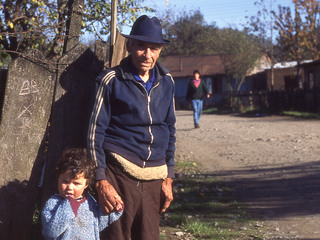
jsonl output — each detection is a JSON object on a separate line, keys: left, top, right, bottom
{"left": 121, "top": 0, "right": 295, "bottom": 34}
{"left": 81, "top": 0, "right": 295, "bottom": 42}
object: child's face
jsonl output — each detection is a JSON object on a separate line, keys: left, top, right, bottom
{"left": 58, "top": 171, "right": 88, "bottom": 199}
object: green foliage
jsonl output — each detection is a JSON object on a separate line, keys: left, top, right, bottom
{"left": 162, "top": 159, "right": 266, "bottom": 240}
{"left": 244, "top": 0, "right": 275, "bottom": 51}
{"left": 0, "top": 53, "right": 11, "bottom": 69}
{"left": 0, "top": 0, "right": 153, "bottom": 60}
{"left": 82, "top": 0, "right": 153, "bottom": 38}
{"left": 159, "top": 9, "right": 263, "bottom": 93}
{"left": 160, "top": 9, "right": 218, "bottom": 56}
{"left": 214, "top": 28, "right": 263, "bottom": 91}
{"left": 32, "top": 203, "right": 41, "bottom": 225}
{"left": 247, "top": 0, "right": 320, "bottom": 62}
{"left": 175, "top": 160, "right": 201, "bottom": 174}
{"left": 282, "top": 111, "right": 320, "bottom": 119}
{"left": 0, "top": 0, "right": 56, "bottom": 59}
{"left": 274, "top": 0, "right": 320, "bottom": 61}
{"left": 184, "top": 220, "right": 213, "bottom": 237}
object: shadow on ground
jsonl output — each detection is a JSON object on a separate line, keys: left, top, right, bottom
{"left": 213, "top": 160, "right": 320, "bottom": 219}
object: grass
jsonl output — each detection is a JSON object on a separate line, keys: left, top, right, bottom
{"left": 32, "top": 151, "right": 269, "bottom": 239}
{"left": 203, "top": 107, "right": 267, "bottom": 116}
{"left": 203, "top": 107, "right": 219, "bottom": 114}
{"left": 282, "top": 111, "right": 320, "bottom": 119}
{"left": 160, "top": 159, "right": 266, "bottom": 240}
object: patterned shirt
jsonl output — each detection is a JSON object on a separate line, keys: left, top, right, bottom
{"left": 41, "top": 194, "right": 122, "bottom": 240}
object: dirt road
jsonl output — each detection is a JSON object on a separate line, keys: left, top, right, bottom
{"left": 175, "top": 110, "right": 320, "bottom": 239}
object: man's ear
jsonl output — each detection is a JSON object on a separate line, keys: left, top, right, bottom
{"left": 126, "top": 40, "right": 132, "bottom": 53}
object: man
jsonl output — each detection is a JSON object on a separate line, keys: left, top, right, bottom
{"left": 87, "top": 15, "right": 175, "bottom": 240}
{"left": 186, "top": 69, "right": 210, "bottom": 128}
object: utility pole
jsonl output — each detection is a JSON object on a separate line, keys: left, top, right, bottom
{"left": 270, "top": 0, "right": 274, "bottom": 91}
{"left": 63, "top": 0, "right": 84, "bottom": 53}
{"left": 294, "top": 1, "right": 302, "bottom": 89}
{"left": 110, "top": 0, "right": 117, "bottom": 67}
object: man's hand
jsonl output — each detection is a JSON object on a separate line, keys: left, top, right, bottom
{"left": 95, "top": 180, "right": 124, "bottom": 214}
{"left": 160, "top": 178, "right": 173, "bottom": 213}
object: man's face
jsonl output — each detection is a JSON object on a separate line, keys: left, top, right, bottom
{"left": 127, "top": 40, "right": 163, "bottom": 76}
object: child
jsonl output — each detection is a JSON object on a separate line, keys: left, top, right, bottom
{"left": 41, "top": 148, "right": 123, "bottom": 240}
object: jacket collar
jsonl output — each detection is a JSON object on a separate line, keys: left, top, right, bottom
{"left": 118, "top": 55, "right": 169, "bottom": 83}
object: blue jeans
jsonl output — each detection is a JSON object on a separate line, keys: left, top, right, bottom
{"left": 191, "top": 99, "right": 203, "bottom": 125}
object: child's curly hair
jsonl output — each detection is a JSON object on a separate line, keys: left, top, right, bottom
{"left": 56, "top": 148, "right": 95, "bottom": 185}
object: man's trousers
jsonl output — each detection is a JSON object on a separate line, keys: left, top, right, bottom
{"left": 100, "top": 163, "right": 163, "bottom": 240}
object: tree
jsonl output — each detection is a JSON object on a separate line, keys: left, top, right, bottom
{"left": 273, "top": 0, "right": 320, "bottom": 88}
{"left": 246, "top": 0, "right": 320, "bottom": 89}
{"left": 160, "top": 8, "right": 263, "bottom": 94}
{"left": 274, "top": 0, "right": 320, "bottom": 61}
{"left": 214, "top": 28, "right": 263, "bottom": 92}
{"left": 159, "top": 8, "right": 264, "bottom": 111}
{"left": 0, "top": 0, "right": 152, "bottom": 62}
{"left": 160, "top": 9, "right": 218, "bottom": 56}
{"left": 245, "top": 0, "right": 276, "bottom": 54}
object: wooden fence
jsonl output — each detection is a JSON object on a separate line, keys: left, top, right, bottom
{"left": 230, "top": 89, "right": 320, "bottom": 113}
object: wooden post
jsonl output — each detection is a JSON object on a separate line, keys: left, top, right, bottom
{"left": 109, "top": 0, "right": 117, "bottom": 67}
{"left": 111, "top": 31, "right": 128, "bottom": 67}
{"left": 63, "top": 0, "right": 84, "bottom": 53}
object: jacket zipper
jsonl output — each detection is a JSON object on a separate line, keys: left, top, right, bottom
{"left": 135, "top": 81, "right": 160, "bottom": 167}
{"left": 146, "top": 82, "right": 160, "bottom": 163}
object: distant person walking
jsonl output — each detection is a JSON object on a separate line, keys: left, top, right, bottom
{"left": 186, "top": 70, "right": 210, "bottom": 128}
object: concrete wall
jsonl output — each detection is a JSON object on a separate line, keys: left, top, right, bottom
{"left": 0, "top": 44, "right": 105, "bottom": 239}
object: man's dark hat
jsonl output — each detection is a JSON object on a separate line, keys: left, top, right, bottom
{"left": 121, "top": 15, "right": 170, "bottom": 44}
